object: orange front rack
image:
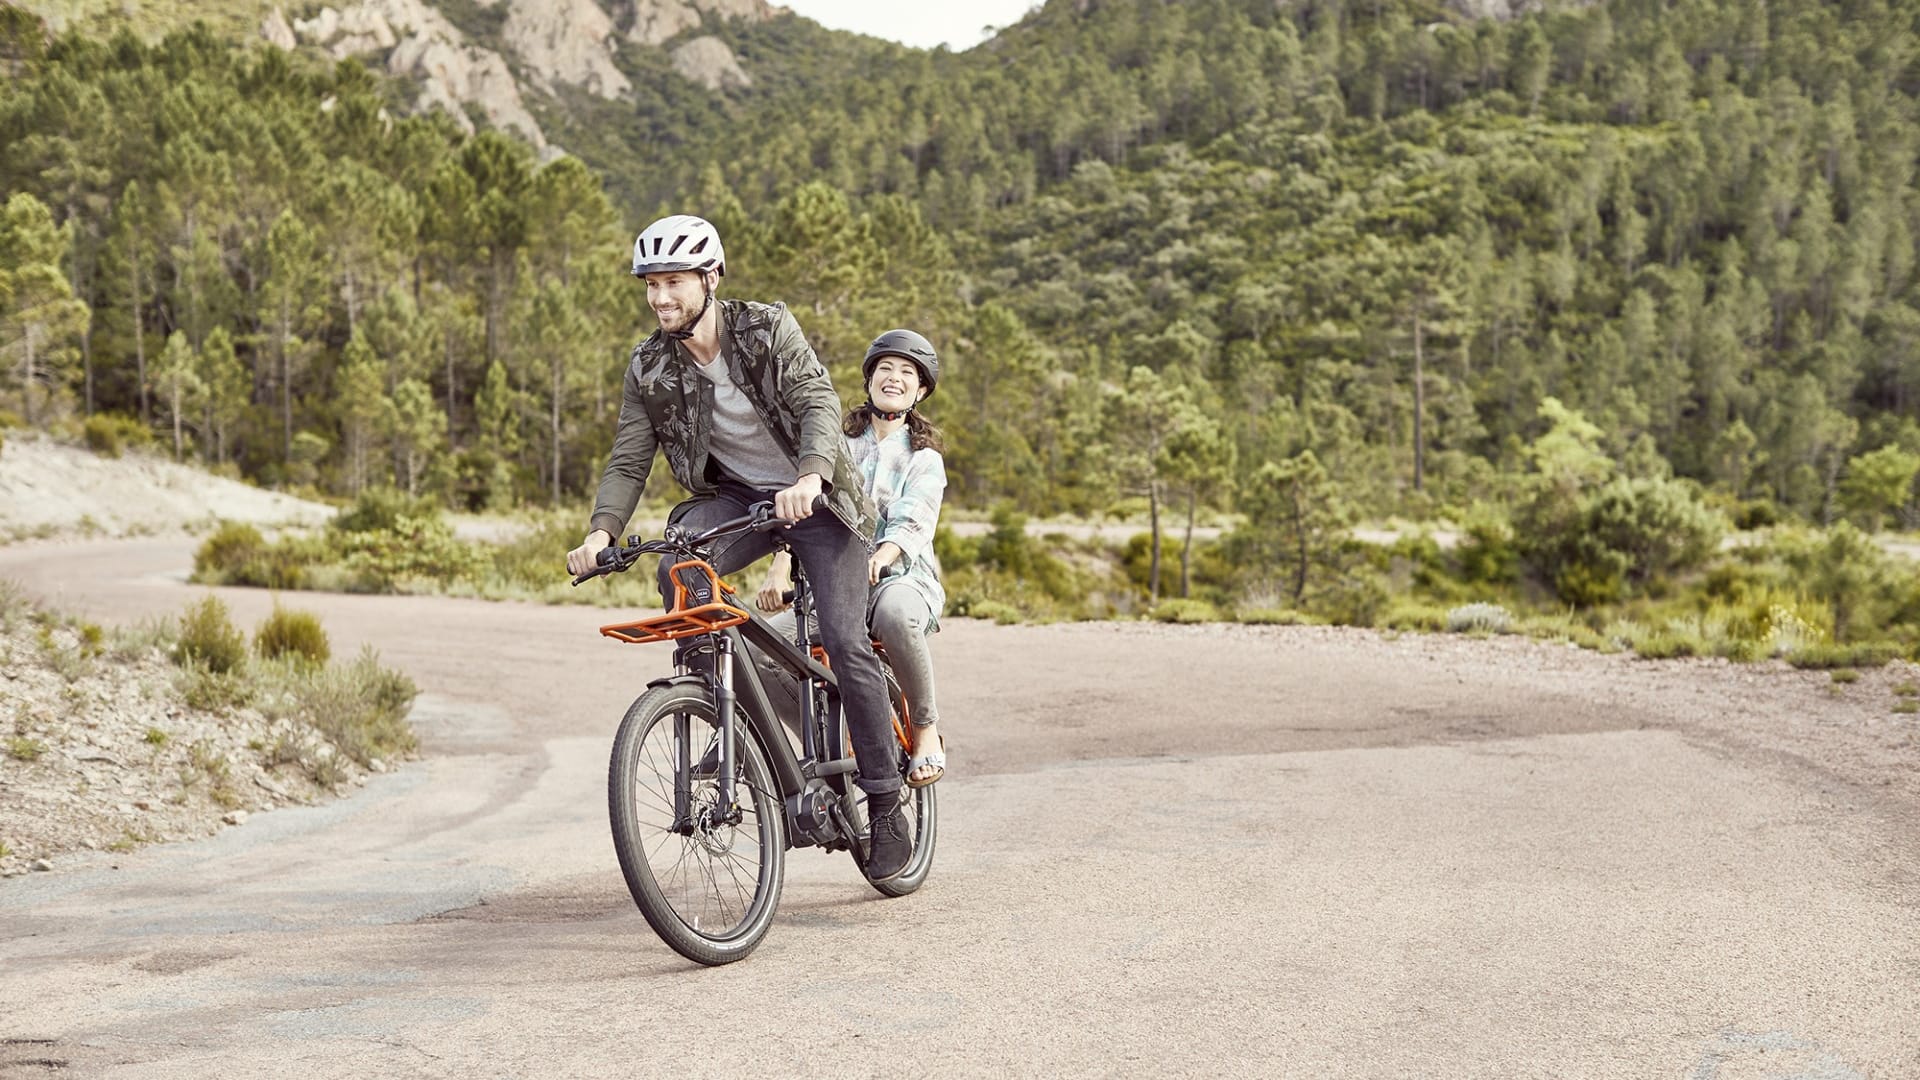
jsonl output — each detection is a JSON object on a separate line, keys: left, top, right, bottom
{"left": 600, "top": 602, "right": 751, "bottom": 643}
{"left": 599, "top": 558, "right": 750, "bottom": 643}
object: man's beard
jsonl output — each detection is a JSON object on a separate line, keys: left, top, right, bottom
{"left": 656, "top": 305, "right": 694, "bottom": 333}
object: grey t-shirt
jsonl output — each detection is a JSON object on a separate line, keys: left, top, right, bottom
{"left": 689, "top": 353, "right": 799, "bottom": 490}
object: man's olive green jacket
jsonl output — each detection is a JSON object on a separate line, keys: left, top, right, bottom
{"left": 589, "top": 299, "right": 878, "bottom": 543}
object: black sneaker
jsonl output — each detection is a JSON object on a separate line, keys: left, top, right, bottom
{"left": 865, "top": 792, "right": 912, "bottom": 882}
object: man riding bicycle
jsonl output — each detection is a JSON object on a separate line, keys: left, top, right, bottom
{"left": 564, "top": 214, "right": 915, "bottom": 880}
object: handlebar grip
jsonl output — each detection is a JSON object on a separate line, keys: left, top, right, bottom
{"left": 596, "top": 545, "right": 619, "bottom": 567}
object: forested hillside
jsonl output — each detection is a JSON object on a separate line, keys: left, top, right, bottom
{"left": 5, "top": 0, "right": 1920, "bottom": 626}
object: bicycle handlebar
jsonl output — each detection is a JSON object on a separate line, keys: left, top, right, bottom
{"left": 570, "top": 496, "right": 828, "bottom": 587}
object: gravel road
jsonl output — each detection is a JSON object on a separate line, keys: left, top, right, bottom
{"left": 2, "top": 537, "right": 1917, "bottom": 1078}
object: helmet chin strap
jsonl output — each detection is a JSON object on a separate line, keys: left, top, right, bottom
{"left": 865, "top": 400, "right": 911, "bottom": 422}
{"left": 666, "top": 282, "right": 713, "bottom": 341}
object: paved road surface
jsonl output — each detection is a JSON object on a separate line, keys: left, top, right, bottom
{"left": 1, "top": 538, "right": 1916, "bottom": 1078}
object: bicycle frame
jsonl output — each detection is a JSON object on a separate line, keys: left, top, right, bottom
{"left": 593, "top": 528, "right": 867, "bottom": 853}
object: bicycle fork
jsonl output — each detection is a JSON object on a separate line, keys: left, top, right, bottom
{"left": 675, "top": 633, "right": 742, "bottom": 832}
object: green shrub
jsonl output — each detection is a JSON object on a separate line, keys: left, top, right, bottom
{"left": 1237, "top": 607, "right": 1318, "bottom": 625}
{"left": 1631, "top": 631, "right": 1704, "bottom": 660}
{"left": 1381, "top": 602, "right": 1447, "bottom": 631}
{"left": 1733, "top": 499, "right": 1780, "bottom": 530}
{"left": 1786, "top": 641, "right": 1901, "bottom": 669}
{"left": 333, "top": 486, "right": 439, "bottom": 535}
{"left": 964, "top": 599, "right": 1023, "bottom": 625}
{"left": 1453, "top": 510, "right": 1521, "bottom": 586}
{"left": 7, "top": 737, "right": 45, "bottom": 762}
{"left": 173, "top": 595, "right": 247, "bottom": 675}
{"left": 195, "top": 521, "right": 266, "bottom": 581}
{"left": 1149, "top": 598, "right": 1221, "bottom": 624}
{"left": 297, "top": 646, "right": 418, "bottom": 765}
{"left": 255, "top": 605, "right": 330, "bottom": 666}
{"left": 82, "top": 413, "right": 150, "bottom": 458}
{"left": 1517, "top": 476, "right": 1726, "bottom": 606}
{"left": 1772, "top": 524, "right": 1895, "bottom": 643}
{"left": 1446, "top": 602, "right": 1514, "bottom": 634}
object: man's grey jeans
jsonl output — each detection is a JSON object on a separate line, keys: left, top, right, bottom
{"left": 659, "top": 481, "right": 901, "bottom": 796}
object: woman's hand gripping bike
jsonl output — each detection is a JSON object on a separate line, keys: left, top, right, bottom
{"left": 572, "top": 499, "right": 937, "bottom": 965}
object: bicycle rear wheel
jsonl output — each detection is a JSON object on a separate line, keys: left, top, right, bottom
{"left": 608, "top": 682, "right": 786, "bottom": 965}
{"left": 835, "top": 662, "right": 937, "bottom": 897}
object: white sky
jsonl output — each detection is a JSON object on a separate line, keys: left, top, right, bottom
{"left": 779, "top": 1, "right": 1042, "bottom": 51}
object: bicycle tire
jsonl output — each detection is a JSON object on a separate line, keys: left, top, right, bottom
{"left": 832, "top": 661, "right": 938, "bottom": 897}
{"left": 608, "top": 682, "right": 786, "bottom": 965}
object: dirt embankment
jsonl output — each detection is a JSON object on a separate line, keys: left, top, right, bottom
{"left": 0, "top": 434, "right": 332, "bottom": 539}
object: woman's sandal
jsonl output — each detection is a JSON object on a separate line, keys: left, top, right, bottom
{"left": 905, "top": 734, "right": 945, "bottom": 789}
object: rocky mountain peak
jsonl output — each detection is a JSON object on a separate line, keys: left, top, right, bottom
{"left": 264, "top": 0, "right": 782, "bottom": 157}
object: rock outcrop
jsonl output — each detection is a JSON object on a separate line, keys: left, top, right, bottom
{"left": 279, "top": 0, "right": 550, "bottom": 154}
{"left": 671, "top": 34, "right": 751, "bottom": 91}
{"left": 502, "top": 0, "right": 631, "bottom": 99}
{"left": 260, "top": 7, "right": 297, "bottom": 51}
{"left": 624, "top": 0, "right": 784, "bottom": 47}
{"left": 264, "top": 0, "right": 785, "bottom": 152}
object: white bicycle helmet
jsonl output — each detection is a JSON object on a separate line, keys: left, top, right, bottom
{"left": 631, "top": 214, "right": 726, "bottom": 278}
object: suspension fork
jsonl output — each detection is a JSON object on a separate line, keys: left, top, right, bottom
{"left": 712, "top": 632, "right": 738, "bottom": 817}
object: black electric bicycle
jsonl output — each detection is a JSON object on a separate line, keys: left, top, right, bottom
{"left": 572, "top": 500, "right": 937, "bottom": 965}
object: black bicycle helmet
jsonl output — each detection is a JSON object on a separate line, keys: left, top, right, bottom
{"left": 862, "top": 329, "right": 939, "bottom": 399}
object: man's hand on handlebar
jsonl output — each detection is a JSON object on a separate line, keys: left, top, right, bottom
{"left": 566, "top": 529, "right": 613, "bottom": 577}
{"left": 773, "top": 473, "right": 825, "bottom": 522}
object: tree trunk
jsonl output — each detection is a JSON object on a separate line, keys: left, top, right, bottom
{"left": 131, "top": 246, "right": 149, "bottom": 424}
{"left": 1290, "top": 483, "right": 1308, "bottom": 605}
{"left": 445, "top": 331, "right": 458, "bottom": 447}
{"left": 170, "top": 379, "right": 183, "bottom": 460}
{"left": 1147, "top": 480, "right": 1162, "bottom": 604}
{"left": 1181, "top": 486, "right": 1196, "bottom": 599}
{"left": 550, "top": 364, "right": 562, "bottom": 507}
{"left": 1413, "top": 307, "right": 1426, "bottom": 493}
{"left": 22, "top": 323, "right": 37, "bottom": 426}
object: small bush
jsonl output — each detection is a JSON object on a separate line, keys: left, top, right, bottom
{"left": 1446, "top": 602, "right": 1514, "bottom": 634}
{"left": 332, "top": 486, "right": 439, "bottom": 535}
{"left": 82, "top": 413, "right": 150, "bottom": 459}
{"left": 965, "top": 599, "right": 1023, "bottom": 625}
{"left": 7, "top": 737, "right": 46, "bottom": 762}
{"left": 1237, "top": 608, "right": 1318, "bottom": 625}
{"left": 297, "top": 646, "right": 418, "bottom": 766}
{"left": 173, "top": 595, "right": 247, "bottom": 675}
{"left": 1786, "top": 641, "right": 1901, "bottom": 669}
{"left": 178, "top": 666, "right": 251, "bottom": 711}
{"left": 195, "top": 520, "right": 265, "bottom": 577}
{"left": 1149, "top": 598, "right": 1222, "bottom": 624}
{"left": 1895, "top": 699, "right": 1919, "bottom": 715}
{"left": 1631, "top": 631, "right": 1704, "bottom": 660}
{"left": 1380, "top": 602, "right": 1447, "bottom": 631}
{"left": 194, "top": 521, "right": 311, "bottom": 589}
{"left": 1830, "top": 668, "right": 1860, "bottom": 684}
{"left": 255, "top": 605, "right": 330, "bottom": 666}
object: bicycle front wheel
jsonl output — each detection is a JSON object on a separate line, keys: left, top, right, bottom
{"left": 608, "top": 682, "right": 786, "bottom": 966}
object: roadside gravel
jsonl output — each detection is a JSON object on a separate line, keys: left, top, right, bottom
{"left": 0, "top": 619, "right": 379, "bottom": 877}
